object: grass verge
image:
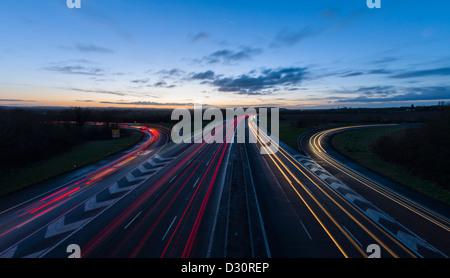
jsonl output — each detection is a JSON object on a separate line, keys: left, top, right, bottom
{"left": 330, "top": 126, "right": 450, "bottom": 206}
{"left": 0, "top": 130, "right": 142, "bottom": 197}
{"left": 277, "top": 120, "right": 307, "bottom": 151}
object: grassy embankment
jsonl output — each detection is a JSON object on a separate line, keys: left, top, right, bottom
{"left": 331, "top": 126, "right": 450, "bottom": 206}
{"left": 277, "top": 120, "right": 307, "bottom": 151}
{"left": 0, "top": 130, "right": 142, "bottom": 197}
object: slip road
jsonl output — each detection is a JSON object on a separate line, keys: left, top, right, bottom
{"left": 181, "top": 262, "right": 270, "bottom": 275}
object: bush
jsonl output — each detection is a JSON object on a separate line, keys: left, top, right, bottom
{"left": 371, "top": 109, "right": 450, "bottom": 190}
{"left": 0, "top": 108, "right": 118, "bottom": 170}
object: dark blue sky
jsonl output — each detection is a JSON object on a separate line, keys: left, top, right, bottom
{"left": 1, "top": 0, "right": 449, "bottom": 108}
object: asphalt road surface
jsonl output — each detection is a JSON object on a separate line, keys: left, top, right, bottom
{"left": 0, "top": 120, "right": 448, "bottom": 258}
{"left": 297, "top": 124, "right": 450, "bottom": 258}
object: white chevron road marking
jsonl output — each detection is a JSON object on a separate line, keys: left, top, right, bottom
{"left": 45, "top": 216, "right": 91, "bottom": 239}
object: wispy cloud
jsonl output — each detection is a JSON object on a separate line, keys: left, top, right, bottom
{"left": 69, "top": 3, "right": 135, "bottom": 42}
{"left": 0, "top": 99, "right": 36, "bottom": 102}
{"left": 334, "top": 85, "right": 450, "bottom": 103}
{"left": 339, "top": 69, "right": 393, "bottom": 77}
{"left": 189, "top": 32, "right": 211, "bottom": 42}
{"left": 69, "top": 88, "right": 126, "bottom": 96}
{"left": 370, "top": 56, "right": 399, "bottom": 65}
{"left": 67, "top": 88, "right": 161, "bottom": 100}
{"left": 340, "top": 71, "right": 365, "bottom": 78}
{"left": 44, "top": 64, "right": 105, "bottom": 76}
{"left": 336, "top": 66, "right": 450, "bottom": 80}
{"left": 74, "top": 43, "right": 114, "bottom": 54}
{"left": 270, "top": 26, "right": 320, "bottom": 47}
{"left": 130, "top": 78, "right": 150, "bottom": 84}
{"left": 22, "top": 18, "right": 40, "bottom": 26}
{"left": 201, "top": 47, "right": 262, "bottom": 64}
{"left": 368, "top": 69, "right": 393, "bottom": 75}
{"left": 148, "top": 81, "right": 176, "bottom": 88}
{"left": 44, "top": 65, "right": 104, "bottom": 76}
{"left": 390, "top": 67, "right": 450, "bottom": 79}
{"left": 100, "top": 101, "right": 200, "bottom": 106}
{"left": 156, "top": 68, "right": 185, "bottom": 78}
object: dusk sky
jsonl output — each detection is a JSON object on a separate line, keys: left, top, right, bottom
{"left": 1, "top": 0, "right": 449, "bottom": 109}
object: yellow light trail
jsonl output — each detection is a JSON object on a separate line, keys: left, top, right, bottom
{"left": 114, "top": 155, "right": 137, "bottom": 168}
{"left": 88, "top": 168, "right": 116, "bottom": 182}
{"left": 259, "top": 133, "right": 403, "bottom": 257}
{"left": 309, "top": 126, "right": 450, "bottom": 233}
{"left": 249, "top": 117, "right": 413, "bottom": 257}
{"left": 87, "top": 155, "right": 137, "bottom": 184}
{"left": 248, "top": 117, "right": 352, "bottom": 257}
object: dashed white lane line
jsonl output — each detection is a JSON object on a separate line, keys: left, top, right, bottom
{"left": 124, "top": 211, "right": 142, "bottom": 230}
{"left": 193, "top": 177, "right": 200, "bottom": 188}
{"left": 162, "top": 216, "right": 178, "bottom": 241}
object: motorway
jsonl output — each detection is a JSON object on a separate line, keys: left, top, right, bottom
{"left": 0, "top": 119, "right": 448, "bottom": 258}
{"left": 297, "top": 125, "right": 450, "bottom": 257}
{"left": 243, "top": 119, "right": 447, "bottom": 258}
{"left": 0, "top": 125, "right": 171, "bottom": 258}
{"left": 0, "top": 118, "right": 244, "bottom": 258}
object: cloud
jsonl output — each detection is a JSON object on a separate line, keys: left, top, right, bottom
{"left": 351, "top": 86, "right": 397, "bottom": 97}
{"left": 335, "top": 86, "right": 450, "bottom": 103}
{"left": 390, "top": 67, "right": 450, "bottom": 79}
{"left": 189, "top": 32, "right": 211, "bottom": 42}
{"left": 368, "top": 69, "right": 393, "bottom": 75}
{"left": 336, "top": 65, "right": 450, "bottom": 80}
{"left": 191, "top": 70, "right": 215, "bottom": 80}
{"left": 201, "top": 47, "right": 262, "bottom": 64}
{"left": 371, "top": 56, "right": 399, "bottom": 65}
{"left": 270, "top": 26, "right": 320, "bottom": 47}
{"left": 338, "top": 69, "right": 393, "bottom": 78}
{"left": 131, "top": 78, "right": 150, "bottom": 84}
{"left": 340, "top": 71, "right": 364, "bottom": 78}
{"left": 69, "top": 88, "right": 126, "bottom": 96}
{"left": 44, "top": 65, "right": 105, "bottom": 76}
{"left": 318, "top": 8, "right": 339, "bottom": 20}
{"left": 68, "top": 88, "right": 160, "bottom": 99}
{"left": 22, "top": 18, "right": 40, "bottom": 26}
{"left": 100, "top": 101, "right": 199, "bottom": 106}
{"left": 148, "top": 81, "right": 176, "bottom": 88}
{"left": 156, "top": 68, "right": 185, "bottom": 77}
{"left": 131, "top": 69, "right": 183, "bottom": 89}
{"left": 69, "top": 3, "right": 135, "bottom": 42}
{"left": 207, "top": 67, "right": 308, "bottom": 95}
{"left": 0, "top": 99, "right": 35, "bottom": 102}
{"left": 75, "top": 43, "right": 114, "bottom": 54}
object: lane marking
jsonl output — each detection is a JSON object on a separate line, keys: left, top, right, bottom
{"left": 343, "top": 225, "right": 363, "bottom": 248}
{"left": 242, "top": 141, "right": 272, "bottom": 258}
{"left": 0, "top": 129, "right": 170, "bottom": 258}
{"left": 193, "top": 177, "right": 200, "bottom": 188}
{"left": 299, "top": 219, "right": 312, "bottom": 240}
{"left": 162, "top": 216, "right": 178, "bottom": 241}
{"left": 85, "top": 196, "right": 118, "bottom": 212}
{"left": 0, "top": 245, "right": 18, "bottom": 258}
{"left": 169, "top": 175, "right": 178, "bottom": 184}
{"left": 124, "top": 211, "right": 142, "bottom": 230}
{"left": 45, "top": 216, "right": 91, "bottom": 239}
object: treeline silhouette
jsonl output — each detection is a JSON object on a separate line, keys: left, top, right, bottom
{"left": 0, "top": 107, "right": 151, "bottom": 170}
{"left": 287, "top": 106, "right": 443, "bottom": 128}
{"left": 371, "top": 108, "right": 450, "bottom": 190}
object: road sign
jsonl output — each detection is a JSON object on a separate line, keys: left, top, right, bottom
{"left": 112, "top": 129, "right": 120, "bottom": 138}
